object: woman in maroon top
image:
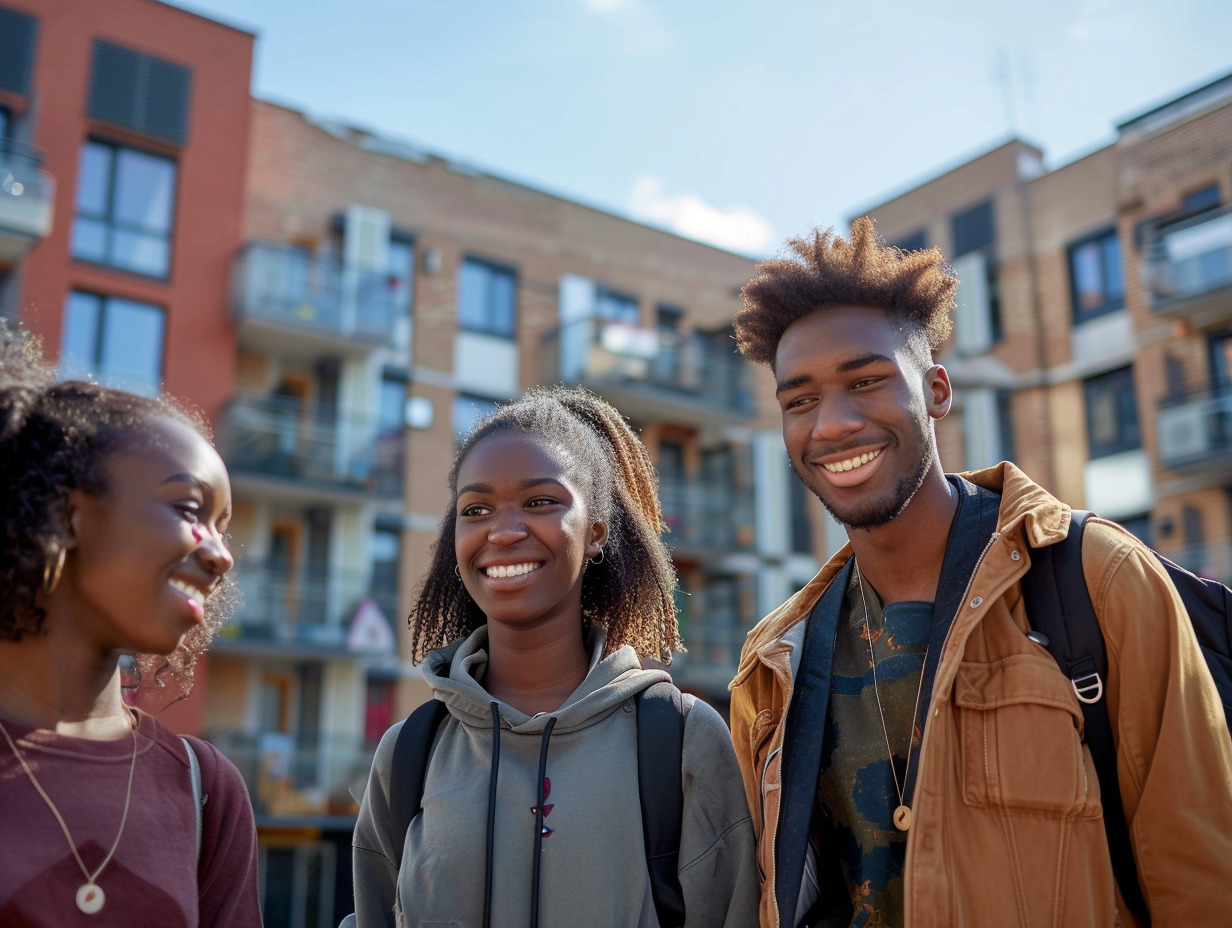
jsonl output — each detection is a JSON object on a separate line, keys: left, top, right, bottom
{"left": 0, "top": 322, "right": 262, "bottom": 927}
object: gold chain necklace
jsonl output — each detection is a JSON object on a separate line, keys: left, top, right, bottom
{"left": 854, "top": 561, "right": 928, "bottom": 832}
{"left": 0, "top": 711, "right": 139, "bottom": 914}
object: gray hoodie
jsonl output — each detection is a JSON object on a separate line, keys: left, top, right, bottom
{"left": 352, "top": 627, "right": 758, "bottom": 928}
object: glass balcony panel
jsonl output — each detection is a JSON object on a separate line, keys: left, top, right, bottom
{"left": 1156, "top": 385, "right": 1232, "bottom": 470}
{"left": 1147, "top": 207, "right": 1232, "bottom": 307}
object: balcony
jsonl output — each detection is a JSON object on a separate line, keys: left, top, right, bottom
{"left": 215, "top": 558, "right": 397, "bottom": 654}
{"left": 0, "top": 139, "right": 54, "bottom": 264}
{"left": 232, "top": 242, "right": 406, "bottom": 358}
{"left": 217, "top": 393, "right": 403, "bottom": 498}
{"left": 659, "top": 479, "right": 755, "bottom": 559}
{"left": 543, "top": 320, "right": 757, "bottom": 427}
{"left": 1145, "top": 206, "right": 1232, "bottom": 327}
{"left": 208, "top": 729, "right": 374, "bottom": 823}
{"left": 1156, "top": 385, "right": 1232, "bottom": 474}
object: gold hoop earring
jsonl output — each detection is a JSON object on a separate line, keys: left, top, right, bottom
{"left": 42, "top": 545, "right": 66, "bottom": 595}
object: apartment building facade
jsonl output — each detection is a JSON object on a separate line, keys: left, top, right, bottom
{"left": 195, "top": 97, "right": 828, "bottom": 923}
{"left": 858, "top": 70, "right": 1232, "bottom": 582}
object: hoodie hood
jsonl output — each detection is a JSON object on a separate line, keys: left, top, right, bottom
{"left": 422, "top": 625, "right": 671, "bottom": 734}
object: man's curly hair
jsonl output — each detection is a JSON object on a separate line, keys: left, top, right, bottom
{"left": 0, "top": 321, "right": 237, "bottom": 703}
{"left": 734, "top": 217, "right": 957, "bottom": 368}
{"left": 408, "top": 386, "right": 681, "bottom": 664}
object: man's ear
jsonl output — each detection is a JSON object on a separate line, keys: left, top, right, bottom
{"left": 925, "top": 364, "right": 952, "bottom": 420}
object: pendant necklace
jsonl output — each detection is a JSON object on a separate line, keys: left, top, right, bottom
{"left": 0, "top": 711, "right": 139, "bottom": 914}
{"left": 855, "top": 561, "right": 928, "bottom": 832}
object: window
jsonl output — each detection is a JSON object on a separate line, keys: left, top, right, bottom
{"left": 88, "top": 41, "right": 191, "bottom": 145}
{"left": 1084, "top": 367, "right": 1140, "bottom": 458}
{"left": 951, "top": 200, "right": 995, "bottom": 258}
{"left": 0, "top": 7, "right": 38, "bottom": 96}
{"left": 1211, "top": 332, "right": 1232, "bottom": 388}
{"left": 0, "top": 105, "right": 9, "bottom": 142}
{"left": 892, "top": 229, "right": 928, "bottom": 252}
{"left": 996, "top": 389, "right": 1016, "bottom": 463}
{"left": 370, "top": 523, "right": 401, "bottom": 624}
{"left": 453, "top": 394, "right": 499, "bottom": 441}
{"left": 787, "top": 465, "right": 813, "bottom": 555}
{"left": 72, "top": 140, "right": 177, "bottom": 278}
{"left": 1182, "top": 185, "right": 1221, "bottom": 214}
{"left": 60, "top": 292, "right": 165, "bottom": 395}
{"left": 458, "top": 258, "right": 516, "bottom": 336}
{"left": 595, "top": 287, "right": 639, "bottom": 323}
{"left": 1068, "top": 229, "right": 1125, "bottom": 323}
{"left": 387, "top": 238, "right": 415, "bottom": 315}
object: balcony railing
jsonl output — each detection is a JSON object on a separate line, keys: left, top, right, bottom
{"left": 1145, "top": 206, "right": 1232, "bottom": 310}
{"left": 659, "top": 480, "right": 755, "bottom": 554}
{"left": 1156, "top": 385, "right": 1232, "bottom": 471}
{"left": 218, "top": 558, "right": 397, "bottom": 649}
{"left": 543, "top": 320, "right": 756, "bottom": 419}
{"left": 0, "top": 138, "right": 54, "bottom": 263}
{"left": 208, "top": 729, "right": 374, "bottom": 820}
{"left": 232, "top": 242, "right": 403, "bottom": 343}
{"left": 217, "top": 393, "right": 403, "bottom": 496}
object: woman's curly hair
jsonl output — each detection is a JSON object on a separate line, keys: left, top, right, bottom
{"left": 734, "top": 216, "right": 957, "bottom": 368}
{"left": 0, "top": 321, "right": 237, "bottom": 703}
{"left": 408, "top": 386, "right": 681, "bottom": 664}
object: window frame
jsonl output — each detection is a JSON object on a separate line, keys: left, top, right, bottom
{"left": 1083, "top": 366, "right": 1140, "bottom": 459}
{"left": 1067, "top": 227, "right": 1126, "bottom": 324}
{"left": 458, "top": 256, "right": 517, "bottom": 338}
{"left": 71, "top": 137, "right": 179, "bottom": 280}
{"left": 60, "top": 290, "right": 166, "bottom": 396}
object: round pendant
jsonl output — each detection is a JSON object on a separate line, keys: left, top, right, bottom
{"left": 893, "top": 804, "right": 913, "bottom": 832}
{"left": 76, "top": 882, "right": 105, "bottom": 914}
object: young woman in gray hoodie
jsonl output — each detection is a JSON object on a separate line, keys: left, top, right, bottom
{"left": 352, "top": 387, "right": 758, "bottom": 928}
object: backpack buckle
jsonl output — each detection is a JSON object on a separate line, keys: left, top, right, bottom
{"left": 1071, "top": 672, "right": 1104, "bottom": 704}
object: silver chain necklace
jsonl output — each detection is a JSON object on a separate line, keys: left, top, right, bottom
{"left": 0, "top": 712, "right": 139, "bottom": 914}
{"left": 854, "top": 561, "right": 928, "bottom": 832}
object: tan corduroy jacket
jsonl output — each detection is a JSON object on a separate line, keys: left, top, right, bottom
{"left": 730, "top": 463, "right": 1232, "bottom": 928}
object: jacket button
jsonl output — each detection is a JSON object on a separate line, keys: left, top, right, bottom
{"left": 1010, "top": 549, "right": 1021, "bottom": 562}
{"left": 970, "top": 596, "right": 984, "bottom": 608}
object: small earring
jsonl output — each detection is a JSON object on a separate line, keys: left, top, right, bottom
{"left": 454, "top": 564, "right": 462, "bottom": 581}
{"left": 587, "top": 547, "right": 605, "bottom": 566}
{"left": 42, "top": 545, "right": 67, "bottom": 595}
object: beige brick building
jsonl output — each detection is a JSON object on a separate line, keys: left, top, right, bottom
{"left": 205, "top": 98, "right": 831, "bottom": 920}
{"left": 860, "top": 70, "right": 1232, "bottom": 578}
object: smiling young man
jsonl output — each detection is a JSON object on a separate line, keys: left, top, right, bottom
{"left": 727, "top": 219, "right": 1232, "bottom": 928}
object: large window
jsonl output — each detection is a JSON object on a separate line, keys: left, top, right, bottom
{"left": 595, "top": 287, "right": 639, "bottom": 323}
{"left": 1084, "top": 367, "right": 1140, "bottom": 458}
{"left": 1211, "top": 332, "right": 1232, "bottom": 388}
{"left": 951, "top": 200, "right": 994, "bottom": 258}
{"left": 60, "top": 291, "right": 165, "bottom": 395}
{"left": 72, "top": 140, "right": 177, "bottom": 278}
{"left": 1068, "top": 229, "right": 1125, "bottom": 323}
{"left": 950, "top": 199, "right": 1002, "bottom": 345}
{"left": 892, "top": 229, "right": 928, "bottom": 252}
{"left": 458, "top": 258, "right": 516, "bottom": 336}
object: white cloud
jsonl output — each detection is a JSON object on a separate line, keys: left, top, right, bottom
{"left": 629, "top": 175, "right": 774, "bottom": 255}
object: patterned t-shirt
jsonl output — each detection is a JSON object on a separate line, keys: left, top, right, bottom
{"left": 814, "top": 571, "right": 932, "bottom": 928}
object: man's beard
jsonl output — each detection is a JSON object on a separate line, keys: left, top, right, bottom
{"left": 792, "top": 448, "right": 932, "bottom": 530}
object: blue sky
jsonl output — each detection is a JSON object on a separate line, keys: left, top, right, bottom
{"left": 173, "top": 0, "right": 1232, "bottom": 257}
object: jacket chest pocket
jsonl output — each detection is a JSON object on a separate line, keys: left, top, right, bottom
{"left": 954, "top": 655, "right": 1092, "bottom": 815}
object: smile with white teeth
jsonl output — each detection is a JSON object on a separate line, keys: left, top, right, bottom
{"left": 169, "top": 578, "right": 204, "bottom": 601}
{"left": 822, "top": 449, "right": 882, "bottom": 473}
{"left": 483, "top": 563, "right": 541, "bottom": 579}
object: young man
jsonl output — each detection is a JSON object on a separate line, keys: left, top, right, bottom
{"left": 728, "top": 219, "right": 1232, "bottom": 928}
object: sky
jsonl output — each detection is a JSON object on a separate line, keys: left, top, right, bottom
{"left": 171, "top": 0, "right": 1232, "bottom": 258}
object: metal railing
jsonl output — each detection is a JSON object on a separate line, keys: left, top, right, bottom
{"left": 1144, "top": 205, "right": 1232, "bottom": 306}
{"left": 232, "top": 241, "right": 404, "bottom": 342}
{"left": 217, "top": 393, "right": 403, "bottom": 496}
{"left": 658, "top": 479, "right": 755, "bottom": 553}
{"left": 221, "top": 559, "right": 397, "bottom": 648}
{"left": 1155, "top": 384, "right": 1232, "bottom": 470}
{"left": 207, "top": 729, "right": 376, "bottom": 819}
{"left": 543, "top": 320, "right": 755, "bottom": 415}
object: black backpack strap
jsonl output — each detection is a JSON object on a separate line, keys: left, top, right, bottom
{"left": 636, "top": 681, "right": 689, "bottom": 928}
{"left": 389, "top": 698, "right": 450, "bottom": 870}
{"left": 1022, "top": 510, "right": 1150, "bottom": 924}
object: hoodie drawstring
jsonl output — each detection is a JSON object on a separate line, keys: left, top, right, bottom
{"left": 529, "top": 716, "right": 557, "bottom": 928}
{"left": 483, "top": 702, "right": 501, "bottom": 928}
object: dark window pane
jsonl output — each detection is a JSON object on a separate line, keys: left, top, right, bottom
{"left": 61, "top": 292, "right": 101, "bottom": 380}
{"left": 113, "top": 148, "right": 176, "bottom": 231}
{"left": 453, "top": 394, "right": 499, "bottom": 439}
{"left": 458, "top": 259, "right": 515, "bottom": 336}
{"left": 1084, "top": 366, "right": 1139, "bottom": 458}
{"left": 0, "top": 107, "right": 9, "bottom": 141}
{"left": 488, "top": 268, "right": 516, "bottom": 334}
{"left": 60, "top": 292, "right": 164, "bottom": 396}
{"left": 892, "top": 229, "right": 928, "bottom": 252}
{"left": 1211, "top": 333, "right": 1232, "bottom": 387}
{"left": 596, "top": 288, "right": 638, "bottom": 323}
{"left": 951, "top": 200, "right": 995, "bottom": 257}
{"left": 1069, "top": 229, "right": 1125, "bottom": 323}
{"left": 378, "top": 376, "right": 405, "bottom": 435}
{"left": 1182, "top": 185, "right": 1221, "bottom": 213}
{"left": 0, "top": 8, "right": 38, "bottom": 95}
